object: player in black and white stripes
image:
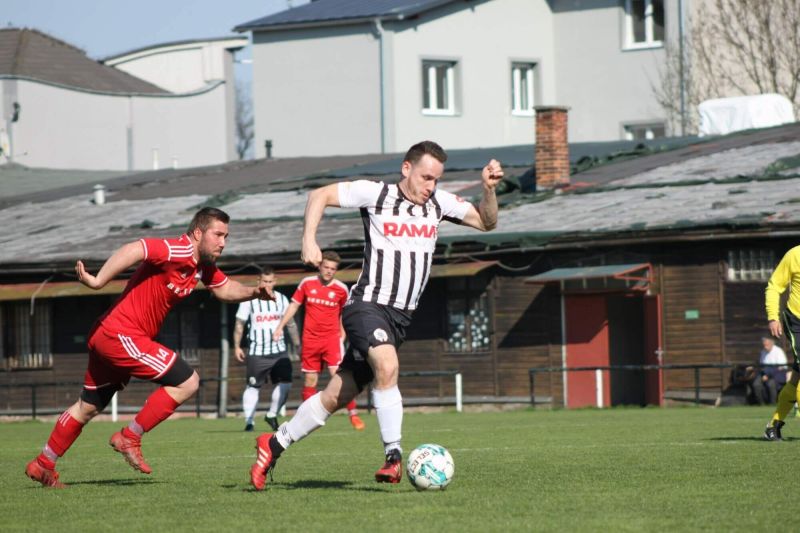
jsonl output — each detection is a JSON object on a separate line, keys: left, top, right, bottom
{"left": 250, "top": 140, "right": 503, "bottom": 489}
{"left": 234, "top": 266, "right": 299, "bottom": 432}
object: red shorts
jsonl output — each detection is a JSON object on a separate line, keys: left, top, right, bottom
{"left": 84, "top": 326, "right": 177, "bottom": 391}
{"left": 301, "top": 336, "right": 344, "bottom": 373}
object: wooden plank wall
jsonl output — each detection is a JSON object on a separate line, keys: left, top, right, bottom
{"left": 494, "top": 278, "right": 561, "bottom": 400}
{"left": 661, "top": 262, "right": 725, "bottom": 392}
{"left": 724, "top": 282, "right": 770, "bottom": 364}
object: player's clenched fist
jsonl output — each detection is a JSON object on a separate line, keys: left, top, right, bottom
{"left": 482, "top": 159, "right": 504, "bottom": 189}
{"left": 301, "top": 240, "right": 322, "bottom": 267}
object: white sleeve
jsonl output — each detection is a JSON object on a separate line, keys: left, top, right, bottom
{"left": 278, "top": 293, "right": 290, "bottom": 314}
{"left": 338, "top": 180, "right": 383, "bottom": 208}
{"left": 436, "top": 190, "right": 471, "bottom": 223}
{"left": 234, "top": 301, "right": 251, "bottom": 322}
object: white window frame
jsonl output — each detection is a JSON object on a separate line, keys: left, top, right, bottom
{"left": 511, "top": 63, "right": 536, "bottom": 116}
{"left": 624, "top": 0, "right": 664, "bottom": 50}
{"left": 422, "top": 60, "right": 457, "bottom": 116}
{"left": 727, "top": 250, "right": 776, "bottom": 282}
{"left": 623, "top": 122, "right": 666, "bottom": 141}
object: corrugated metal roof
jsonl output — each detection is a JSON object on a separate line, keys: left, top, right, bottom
{"left": 234, "top": 0, "right": 456, "bottom": 32}
{"left": 0, "top": 28, "right": 168, "bottom": 94}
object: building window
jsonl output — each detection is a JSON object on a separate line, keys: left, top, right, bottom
{"left": 445, "top": 278, "right": 491, "bottom": 353}
{"left": 511, "top": 63, "right": 536, "bottom": 116}
{"left": 727, "top": 250, "right": 776, "bottom": 282}
{"left": 2, "top": 301, "right": 53, "bottom": 370}
{"left": 422, "top": 60, "right": 456, "bottom": 115}
{"left": 624, "top": 122, "right": 666, "bottom": 140}
{"left": 625, "top": 0, "right": 664, "bottom": 48}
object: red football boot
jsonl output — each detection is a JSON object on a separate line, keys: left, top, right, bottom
{"left": 374, "top": 449, "right": 402, "bottom": 483}
{"left": 250, "top": 433, "right": 277, "bottom": 491}
{"left": 350, "top": 414, "right": 366, "bottom": 431}
{"left": 25, "top": 457, "right": 65, "bottom": 488}
{"left": 109, "top": 429, "right": 152, "bottom": 474}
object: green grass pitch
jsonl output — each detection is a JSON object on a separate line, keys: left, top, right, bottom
{"left": 0, "top": 406, "right": 791, "bottom": 531}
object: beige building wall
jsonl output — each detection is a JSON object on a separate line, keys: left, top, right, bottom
{"left": 4, "top": 78, "right": 230, "bottom": 170}
{"left": 389, "top": 0, "right": 553, "bottom": 152}
{"left": 251, "top": 26, "right": 382, "bottom": 158}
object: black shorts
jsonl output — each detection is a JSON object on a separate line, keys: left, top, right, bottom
{"left": 782, "top": 309, "right": 800, "bottom": 372}
{"left": 246, "top": 353, "right": 292, "bottom": 388}
{"left": 338, "top": 301, "right": 412, "bottom": 392}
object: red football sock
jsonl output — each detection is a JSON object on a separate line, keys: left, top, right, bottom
{"left": 134, "top": 387, "right": 180, "bottom": 433}
{"left": 302, "top": 386, "right": 317, "bottom": 401}
{"left": 42, "top": 411, "right": 85, "bottom": 460}
{"left": 346, "top": 399, "right": 357, "bottom": 414}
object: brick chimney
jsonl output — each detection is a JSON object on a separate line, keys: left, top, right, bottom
{"left": 534, "top": 106, "right": 570, "bottom": 188}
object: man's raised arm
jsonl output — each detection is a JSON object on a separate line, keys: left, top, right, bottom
{"left": 301, "top": 183, "right": 341, "bottom": 266}
{"left": 461, "top": 159, "right": 504, "bottom": 232}
{"left": 75, "top": 241, "right": 145, "bottom": 290}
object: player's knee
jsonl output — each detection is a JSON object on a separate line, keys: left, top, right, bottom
{"left": 183, "top": 371, "right": 200, "bottom": 394}
{"left": 304, "top": 373, "right": 318, "bottom": 388}
{"left": 79, "top": 387, "right": 117, "bottom": 415}
{"left": 371, "top": 361, "right": 398, "bottom": 388}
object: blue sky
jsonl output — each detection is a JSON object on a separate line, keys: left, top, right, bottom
{"left": 2, "top": 0, "right": 308, "bottom": 59}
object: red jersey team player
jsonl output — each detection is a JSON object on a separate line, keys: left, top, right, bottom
{"left": 25, "top": 207, "right": 273, "bottom": 488}
{"left": 272, "top": 251, "right": 365, "bottom": 430}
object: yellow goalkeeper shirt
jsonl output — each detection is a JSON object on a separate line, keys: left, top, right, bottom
{"left": 766, "top": 246, "right": 800, "bottom": 321}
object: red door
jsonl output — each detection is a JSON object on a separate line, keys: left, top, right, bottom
{"left": 564, "top": 294, "right": 610, "bottom": 407}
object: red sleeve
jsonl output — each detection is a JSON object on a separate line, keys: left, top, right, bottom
{"left": 203, "top": 265, "right": 229, "bottom": 288}
{"left": 291, "top": 283, "right": 306, "bottom": 305}
{"left": 338, "top": 286, "right": 348, "bottom": 307}
{"left": 140, "top": 238, "right": 170, "bottom": 266}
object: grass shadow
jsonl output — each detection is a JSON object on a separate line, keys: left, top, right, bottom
{"left": 706, "top": 436, "right": 800, "bottom": 442}
{"left": 65, "top": 478, "right": 164, "bottom": 486}
{"left": 234, "top": 479, "right": 388, "bottom": 493}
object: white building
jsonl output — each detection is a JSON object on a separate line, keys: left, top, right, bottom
{"left": 235, "top": 0, "right": 679, "bottom": 158}
{"left": 0, "top": 29, "right": 245, "bottom": 170}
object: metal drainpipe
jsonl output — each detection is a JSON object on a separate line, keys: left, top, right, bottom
{"left": 374, "top": 18, "right": 386, "bottom": 154}
{"left": 678, "top": 0, "right": 687, "bottom": 136}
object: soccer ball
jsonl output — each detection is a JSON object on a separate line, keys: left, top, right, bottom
{"left": 406, "top": 443, "right": 454, "bottom": 490}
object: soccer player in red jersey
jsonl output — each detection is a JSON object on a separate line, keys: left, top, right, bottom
{"left": 25, "top": 207, "right": 273, "bottom": 488}
{"left": 272, "top": 251, "right": 365, "bottom": 430}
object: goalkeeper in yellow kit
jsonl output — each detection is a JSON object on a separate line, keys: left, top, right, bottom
{"left": 764, "top": 246, "right": 800, "bottom": 440}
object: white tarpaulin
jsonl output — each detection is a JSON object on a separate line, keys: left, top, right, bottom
{"left": 698, "top": 94, "right": 795, "bottom": 136}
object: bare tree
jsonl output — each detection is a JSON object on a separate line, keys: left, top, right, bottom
{"left": 235, "top": 84, "right": 254, "bottom": 160}
{"left": 654, "top": 0, "right": 800, "bottom": 134}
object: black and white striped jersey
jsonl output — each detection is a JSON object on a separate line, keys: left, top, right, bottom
{"left": 338, "top": 180, "right": 470, "bottom": 312}
{"left": 235, "top": 291, "right": 291, "bottom": 356}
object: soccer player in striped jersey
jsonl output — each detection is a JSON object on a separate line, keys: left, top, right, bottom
{"left": 234, "top": 266, "right": 300, "bottom": 432}
{"left": 272, "top": 251, "right": 365, "bottom": 430}
{"left": 25, "top": 208, "right": 274, "bottom": 488}
{"left": 250, "top": 140, "right": 503, "bottom": 489}
{"left": 764, "top": 246, "right": 800, "bottom": 440}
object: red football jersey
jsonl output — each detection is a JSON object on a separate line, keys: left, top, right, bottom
{"left": 98, "top": 234, "right": 228, "bottom": 338}
{"left": 292, "top": 276, "right": 348, "bottom": 340}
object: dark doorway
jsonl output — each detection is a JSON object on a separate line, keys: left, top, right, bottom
{"left": 607, "top": 294, "right": 646, "bottom": 405}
